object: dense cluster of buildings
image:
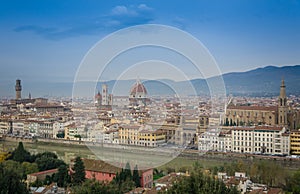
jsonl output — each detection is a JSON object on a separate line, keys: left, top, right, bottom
{"left": 199, "top": 80, "right": 300, "bottom": 156}
{"left": 1, "top": 78, "right": 300, "bottom": 156}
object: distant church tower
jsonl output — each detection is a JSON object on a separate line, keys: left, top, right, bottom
{"left": 102, "top": 84, "right": 108, "bottom": 105}
{"left": 197, "top": 114, "right": 209, "bottom": 133}
{"left": 278, "top": 79, "right": 288, "bottom": 126}
{"left": 15, "top": 79, "right": 22, "bottom": 100}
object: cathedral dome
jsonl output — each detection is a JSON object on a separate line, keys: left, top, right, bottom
{"left": 130, "top": 80, "right": 147, "bottom": 97}
{"left": 95, "top": 91, "right": 102, "bottom": 99}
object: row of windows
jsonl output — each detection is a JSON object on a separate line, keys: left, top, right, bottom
{"left": 233, "top": 147, "right": 278, "bottom": 153}
{"left": 291, "top": 140, "right": 300, "bottom": 143}
{"left": 139, "top": 138, "right": 157, "bottom": 141}
{"left": 233, "top": 141, "right": 252, "bottom": 146}
{"left": 229, "top": 111, "right": 270, "bottom": 117}
{"left": 291, "top": 136, "right": 300, "bottom": 138}
{"left": 234, "top": 137, "right": 252, "bottom": 140}
{"left": 291, "top": 144, "right": 300, "bottom": 147}
{"left": 233, "top": 141, "right": 276, "bottom": 147}
{"left": 120, "top": 136, "right": 137, "bottom": 140}
{"left": 233, "top": 132, "right": 274, "bottom": 137}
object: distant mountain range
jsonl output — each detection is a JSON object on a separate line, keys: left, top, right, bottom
{"left": 105, "top": 65, "right": 300, "bottom": 97}
{"left": 221, "top": 65, "right": 300, "bottom": 96}
{"left": 1, "top": 65, "right": 300, "bottom": 98}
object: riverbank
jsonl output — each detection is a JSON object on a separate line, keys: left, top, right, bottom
{"left": 2, "top": 137, "right": 300, "bottom": 172}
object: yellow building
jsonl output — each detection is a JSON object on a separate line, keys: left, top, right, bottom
{"left": 138, "top": 129, "right": 166, "bottom": 147}
{"left": 119, "top": 125, "right": 141, "bottom": 145}
{"left": 64, "top": 123, "right": 79, "bottom": 140}
{"left": 119, "top": 125, "right": 166, "bottom": 147}
{"left": 290, "top": 130, "right": 300, "bottom": 155}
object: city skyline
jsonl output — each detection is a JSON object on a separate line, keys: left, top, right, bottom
{"left": 1, "top": 1, "right": 300, "bottom": 96}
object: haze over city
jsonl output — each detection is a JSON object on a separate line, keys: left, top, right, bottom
{"left": 2, "top": 1, "right": 300, "bottom": 194}
{"left": 1, "top": 0, "right": 300, "bottom": 97}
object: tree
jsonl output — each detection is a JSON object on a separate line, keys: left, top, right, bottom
{"left": 225, "top": 118, "right": 229, "bottom": 126}
{"left": 72, "top": 156, "right": 85, "bottom": 184}
{"left": 0, "top": 152, "right": 10, "bottom": 162}
{"left": 11, "top": 142, "right": 32, "bottom": 163}
{"left": 165, "top": 162, "right": 240, "bottom": 194}
{"left": 71, "top": 179, "right": 112, "bottom": 194}
{"left": 112, "top": 163, "right": 135, "bottom": 193}
{"left": 34, "top": 152, "right": 65, "bottom": 171}
{"left": 21, "top": 162, "right": 39, "bottom": 176}
{"left": 132, "top": 165, "right": 140, "bottom": 187}
{"left": 43, "top": 175, "right": 52, "bottom": 185}
{"left": 0, "top": 164, "right": 29, "bottom": 194}
{"left": 153, "top": 168, "right": 164, "bottom": 180}
{"left": 230, "top": 119, "right": 233, "bottom": 126}
{"left": 56, "top": 132, "right": 65, "bottom": 138}
{"left": 288, "top": 169, "right": 300, "bottom": 193}
{"left": 2, "top": 160, "right": 24, "bottom": 178}
{"left": 124, "top": 162, "right": 132, "bottom": 179}
{"left": 74, "top": 134, "right": 81, "bottom": 141}
{"left": 54, "top": 164, "right": 71, "bottom": 187}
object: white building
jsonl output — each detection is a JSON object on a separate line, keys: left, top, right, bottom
{"left": 218, "top": 130, "right": 232, "bottom": 152}
{"left": 53, "top": 121, "right": 66, "bottom": 138}
{"left": 231, "top": 126, "right": 290, "bottom": 155}
{"left": 103, "top": 129, "right": 119, "bottom": 144}
{"left": 0, "top": 119, "right": 11, "bottom": 134}
{"left": 38, "top": 121, "right": 54, "bottom": 138}
{"left": 198, "top": 128, "right": 220, "bottom": 152}
{"left": 12, "top": 120, "right": 25, "bottom": 136}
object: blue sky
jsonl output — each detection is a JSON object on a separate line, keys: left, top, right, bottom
{"left": 1, "top": 0, "right": 300, "bottom": 96}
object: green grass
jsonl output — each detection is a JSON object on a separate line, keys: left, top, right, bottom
{"left": 157, "top": 156, "right": 226, "bottom": 173}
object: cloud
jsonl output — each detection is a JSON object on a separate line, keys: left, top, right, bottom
{"left": 14, "top": 4, "right": 155, "bottom": 40}
{"left": 111, "top": 5, "right": 136, "bottom": 16}
{"left": 107, "top": 4, "right": 154, "bottom": 27}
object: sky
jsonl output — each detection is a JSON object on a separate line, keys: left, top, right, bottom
{"left": 1, "top": 0, "right": 300, "bottom": 96}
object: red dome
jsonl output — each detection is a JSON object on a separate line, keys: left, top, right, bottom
{"left": 130, "top": 81, "right": 147, "bottom": 95}
{"left": 95, "top": 92, "right": 102, "bottom": 98}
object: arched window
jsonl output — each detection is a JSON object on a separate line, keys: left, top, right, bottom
{"left": 280, "top": 116, "right": 282, "bottom": 123}
{"left": 284, "top": 98, "right": 287, "bottom": 106}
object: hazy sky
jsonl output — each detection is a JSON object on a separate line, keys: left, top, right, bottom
{"left": 1, "top": 0, "right": 300, "bottom": 96}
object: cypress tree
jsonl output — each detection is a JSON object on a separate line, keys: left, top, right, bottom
{"left": 132, "top": 165, "right": 140, "bottom": 187}
{"left": 72, "top": 157, "right": 85, "bottom": 184}
{"left": 12, "top": 142, "right": 31, "bottom": 163}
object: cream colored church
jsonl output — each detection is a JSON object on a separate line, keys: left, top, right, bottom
{"left": 224, "top": 80, "right": 300, "bottom": 130}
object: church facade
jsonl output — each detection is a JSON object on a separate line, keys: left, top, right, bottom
{"left": 224, "top": 80, "right": 300, "bottom": 130}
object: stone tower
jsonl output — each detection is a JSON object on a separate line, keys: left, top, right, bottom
{"left": 102, "top": 84, "right": 108, "bottom": 105}
{"left": 278, "top": 79, "right": 288, "bottom": 126}
{"left": 197, "top": 114, "right": 209, "bottom": 133}
{"left": 15, "top": 79, "right": 22, "bottom": 100}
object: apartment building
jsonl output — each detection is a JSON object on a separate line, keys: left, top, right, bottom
{"left": 138, "top": 129, "right": 166, "bottom": 147}
{"left": 198, "top": 128, "right": 220, "bottom": 151}
{"left": 290, "top": 130, "right": 300, "bottom": 155}
{"left": 231, "top": 126, "right": 289, "bottom": 155}
{"left": 119, "top": 125, "right": 141, "bottom": 145}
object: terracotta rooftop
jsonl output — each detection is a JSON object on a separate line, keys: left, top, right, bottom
{"left": 82, "top": 158, "right": 121, "bottom": 174}
{"left": 254, "top": 126, "right": 283, "bottom": 131}
{"left": 120, "top": 125, "right": 141, "bottom": 129}
{"left": 28, "top": 168, "right": 58, "bottom": 176}
{"left": 130, "top": 80, "right": 147, "bottom": 95}
{"left": 230, "top": 126, "right": 284, "bottom": 131}
{"left": 227, "top": 105, "right": 277, "bottom": 111}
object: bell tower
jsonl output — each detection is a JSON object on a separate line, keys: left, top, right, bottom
{"left": 278, "top": 79, "right": 288, "bottom": 126}
{"left": 15, "top": 79, "right": 22, "bottom": 100}
{"left": 197, "top": 114, "right": 209, "bottom": 133}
